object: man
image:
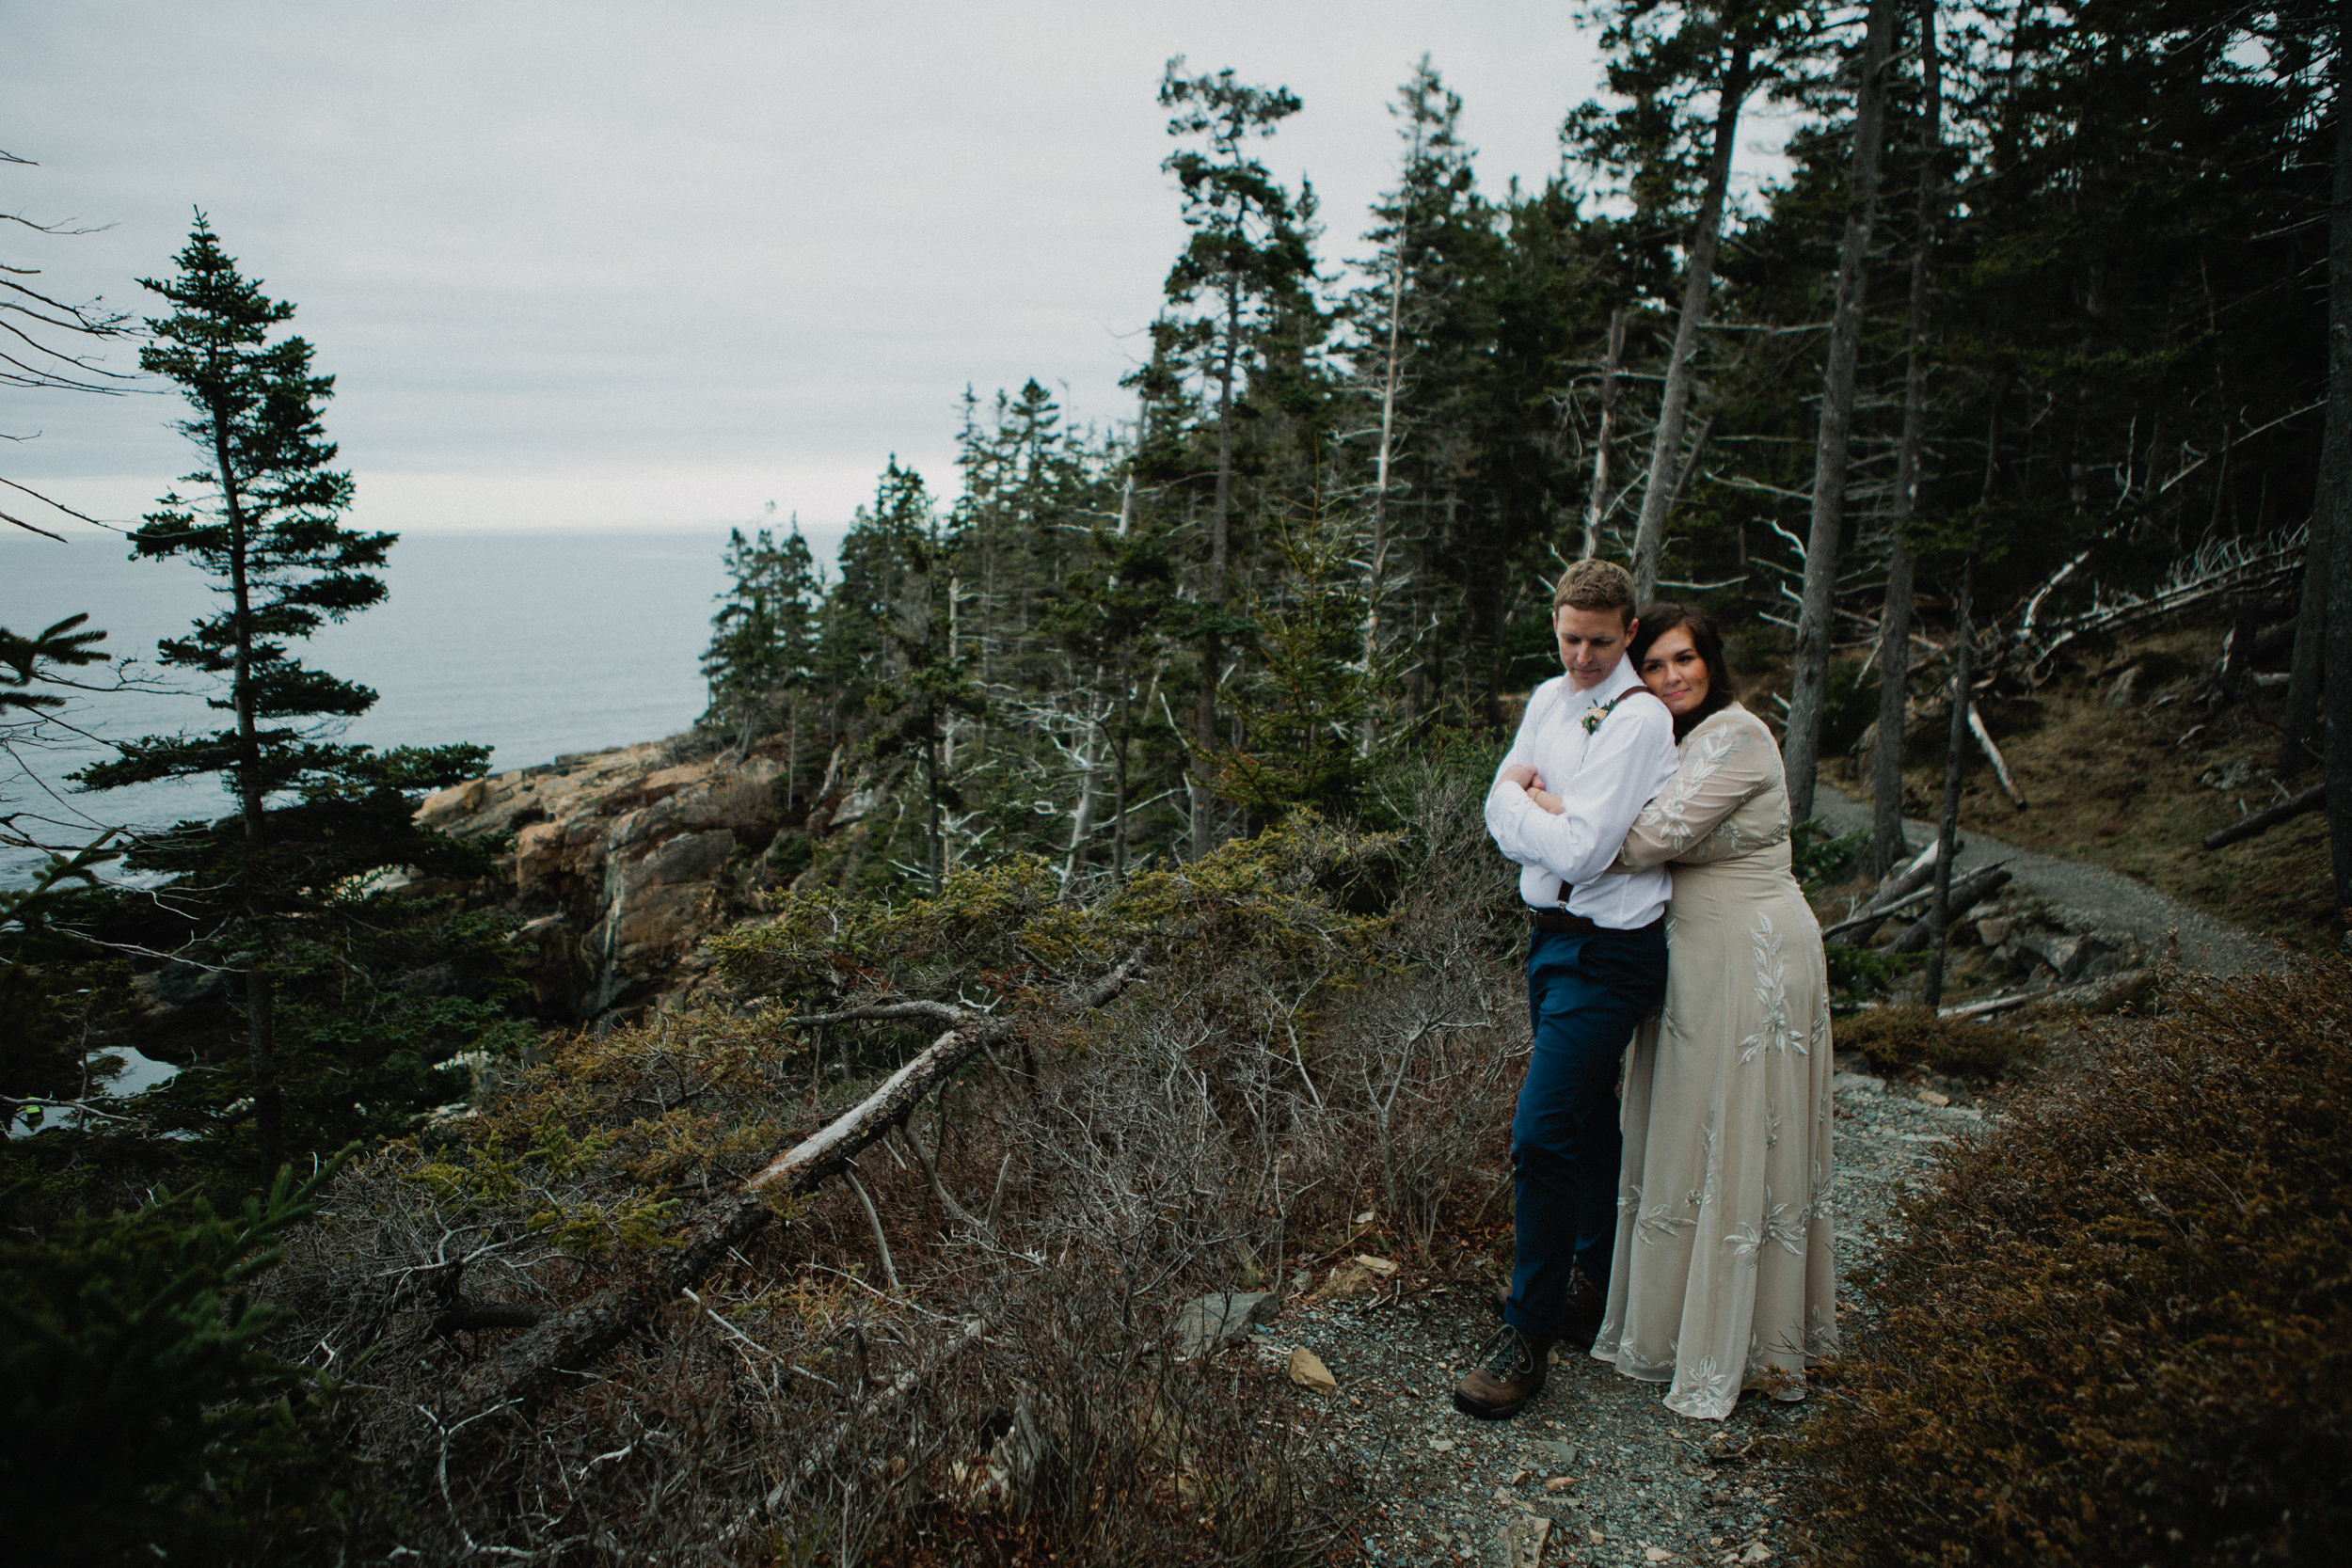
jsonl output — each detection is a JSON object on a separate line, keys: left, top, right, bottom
{"left": 1454, "top": 558, "right": 1678, "bottom": 1421}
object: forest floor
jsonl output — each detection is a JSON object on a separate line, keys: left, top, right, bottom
{"left": 1816, "top": 619, "right": 2335, "bottom": 956}
{"left": 1243, "top": 1059, "right": 2010, "bottom": 1567}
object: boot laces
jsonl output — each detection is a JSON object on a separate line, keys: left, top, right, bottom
{"left": 1475, "top": 1324, "right": 1536, "bottom": 1380}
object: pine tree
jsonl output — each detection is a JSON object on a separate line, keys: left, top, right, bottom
{"left": 1156, "top": 58, "right": 1319, "bottom": 857}
{"left": 76, "top": 216, "right": 491, "bottom": 1173}
{"left": 702, "top": 510, "right": 820, "bottom": 767}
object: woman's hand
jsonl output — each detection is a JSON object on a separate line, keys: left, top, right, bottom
{"left": 1528, "top": 785, "right": 1566, "bottom": 816}
{"left": 1501, "top": 762, "right": 1538, "bottom": 790}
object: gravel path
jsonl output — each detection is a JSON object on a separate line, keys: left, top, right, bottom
{"left": 1810, "top": 783, "right": 2285, "bottom": 977}
{"left": 1247, "top": 1069, "right": 1995, "bottom": 1566}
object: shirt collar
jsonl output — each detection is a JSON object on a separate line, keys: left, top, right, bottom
{"left": 1569, "top": 656, "right": 1645, "bottom": 708}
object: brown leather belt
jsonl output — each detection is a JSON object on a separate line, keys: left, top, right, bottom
{"left": 1526, "top": 906, "right": 1599, "bottom": 935}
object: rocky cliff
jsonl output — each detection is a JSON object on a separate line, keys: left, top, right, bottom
{"left": 413, "top": 742, "right": 771, "bottom": 1025}
{"left": 410, "top": 731, "right": 916, "bottom": 1027}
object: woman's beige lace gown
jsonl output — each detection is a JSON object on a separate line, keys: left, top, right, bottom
{"left": 1590, "top": 702, "right": 1838, "bottom": 1418}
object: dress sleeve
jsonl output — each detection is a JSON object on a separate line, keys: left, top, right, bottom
{"left": 1616, "top": 714, "right": 1775, "bottom": 870}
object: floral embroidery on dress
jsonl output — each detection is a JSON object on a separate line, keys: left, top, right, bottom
{"left": 1629, "top": 720, "right": 1750, "bottom": 852}
{"left": 1665, "top": 1355, "right": 1739, "bottom": 1418}
{"left": 1737, "top": 911, "right": 1794, "bottom": 1063}
{"left": 1760, "top": 1189, "right": 1807, "bottom": 1255}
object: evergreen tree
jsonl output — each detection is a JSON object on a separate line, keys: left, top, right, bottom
{"left": 701, "top": 510, "right": 820, "bottom": 770}
{"left": 76, "top": 217, "right": 493, "bottom": 1174}
{"left": 1156, "top": 58, "right": 1320, "bottom": 857}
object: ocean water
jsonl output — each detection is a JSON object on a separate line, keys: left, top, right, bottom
{"left": 2, "top": 528, "right": 734, "bottom": 887}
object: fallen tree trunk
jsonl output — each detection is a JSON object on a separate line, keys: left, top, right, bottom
{"left": 425, "top": 951, "right": 1144, "bottom": 1466}
{"left": 1825, "top": 838, "right": 1956, "bottom": 945}
{"left": 1967, "top": 703, "right": 2026, "bottom": 808}
{"left": 1886, "top": 866, "right": 2012, "bottom": 954}
{"left": 2202, "top": 784, "right": 2327, "bottom": 850}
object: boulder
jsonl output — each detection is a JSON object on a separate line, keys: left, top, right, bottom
{"left": 417, "top": 776, "right": 491, "bottom": 823}
{"left": 1170, "top": 1291, "right": 1279, "bottom": 1357}
{"left": 2016, "top": 927, "right": 2108, "bottom": 981}
{"left": 641, "top": 762, "right": 713, "bottom": 804}
{"left": 640, "top": 829, "right": 735, "bottom": 887}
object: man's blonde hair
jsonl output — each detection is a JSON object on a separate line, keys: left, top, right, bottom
{"left": 1553, "top": 558, "right": 1638, "bottom": 624}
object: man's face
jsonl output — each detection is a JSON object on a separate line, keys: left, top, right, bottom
{"left": 1554, "top": 605, "right": 1635, "bottom": 692}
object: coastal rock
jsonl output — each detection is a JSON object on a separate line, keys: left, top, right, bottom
{"left": 416, "top": 741, "right": 780, "bottom": 1023}
{"left": 515, "top": 822, "right": 566, "bottom": 891}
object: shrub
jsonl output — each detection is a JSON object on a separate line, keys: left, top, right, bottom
{"left": 0, "top": 1158, "right": 370, "bottom": 1561}
{"left": 1834, "top": 1003, "right": 2027, "bottom": 1081}
{"left": 1792, "top": 820, "right": 1868, "bottom": 887}
{"left": 1787, "top": 962, "right": 2352, "bottom": 1565}
{"left": 1822, "top": 942, "right": 1919, "bottom": 1008}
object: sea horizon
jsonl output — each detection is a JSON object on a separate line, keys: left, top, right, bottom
{"left": 2, "top": 527, "right": 751, "bottom": 888}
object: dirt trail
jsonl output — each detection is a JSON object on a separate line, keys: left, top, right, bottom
{"left": 1810, "top": 783, "right": 2287, "bottom": 977}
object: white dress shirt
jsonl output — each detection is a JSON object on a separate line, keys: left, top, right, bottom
{"left": 1484, "top": 655, "right": 1679, "bottom": 929}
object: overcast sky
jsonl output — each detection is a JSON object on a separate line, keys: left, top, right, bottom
{"left": 10, "top": 1, "right": 1799, "bottom": 549}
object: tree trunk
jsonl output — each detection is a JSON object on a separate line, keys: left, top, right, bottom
{"left": 1630, "top": 40, "right": 1756, "bottom": 603}
{"left": 212, "top": 399, "right": 281, "bottom": 1176}
{"left": 1059, "top": 681, "right": 1103, "bottom": 900}
{"left": 1364, "top": 122, "right": 1418, "bottom": 757}
{"left": 1782, "top": 0, "right": 1901, "bottom": 826}
{"left": 1195, "top": 280, "right": 1240, "bottom": 861}
{"left": 2280, "top": 473, "right": 2329, "bottom": 779}
{"left": 1870, "top": 0, "right": 1942, "bottom": 877}
{"left": 1921, "top": 562, "right": 1974, "bottom": 1009}
{"left": 2326, "top": 6, "right": 2352, "bottom": 920}
{"left": 1583, "top": 306, "right": 1628, "bottom": 561}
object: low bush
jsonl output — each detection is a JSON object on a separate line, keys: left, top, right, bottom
{"left": 1833, "top": 1003, "right": 2027, "bottom": 1081}
{"left": 1788, "top": 961, "right": 2352, "bottom": 1565}
{"left": 0, "top": 1158, "right": 378, "bottom": 1562}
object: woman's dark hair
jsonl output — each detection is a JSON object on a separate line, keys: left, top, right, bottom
{"left": 1630, "top": 600, "right": 1737, "bottom": 737}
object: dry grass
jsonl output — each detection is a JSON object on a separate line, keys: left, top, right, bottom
{"left": 1822, "top": 620, "right": 2335, "bottom": 954}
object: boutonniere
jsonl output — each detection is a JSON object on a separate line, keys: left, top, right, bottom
{"left": 1581, "top": 693, "right": 1629, "bottom": 735}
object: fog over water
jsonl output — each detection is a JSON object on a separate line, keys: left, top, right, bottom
{"left": 0, "top": 528, "right": 789, "bottom": 886}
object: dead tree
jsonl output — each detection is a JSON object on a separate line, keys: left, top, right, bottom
{"left": 1870, "top": 0, "right": 1942, "bottom": 875}
{"left": 1782, "top": 0, "right": 1901, "bottom": 826}
{"left": 420, "top": 953, "right": 1143, "bottom": 1472}
{"left": 1581, "top": 307, "right": 1629, "bottom": 561}
{"left": 1630, "top": 35, "right": 1757, "bottom": 602}
{"left": 1922, "top": 564, "right": 1974, "bottom": 1009}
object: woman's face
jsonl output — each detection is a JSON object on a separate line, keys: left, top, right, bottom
{"left": 1639, "top": 626, "right": 1709, "bottom": 718}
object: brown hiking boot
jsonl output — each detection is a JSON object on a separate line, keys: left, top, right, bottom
{"left": 1452, "top": 1323, "right": 1551, "bottom": 1420}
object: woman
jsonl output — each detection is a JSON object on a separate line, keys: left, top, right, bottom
{"left": 1589, "top": 602, "right": 1838, "bottom": 1418}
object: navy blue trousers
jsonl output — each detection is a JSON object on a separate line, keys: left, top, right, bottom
{"left": 1503, "top": 918, "right": 1669, "bottom": 1339}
